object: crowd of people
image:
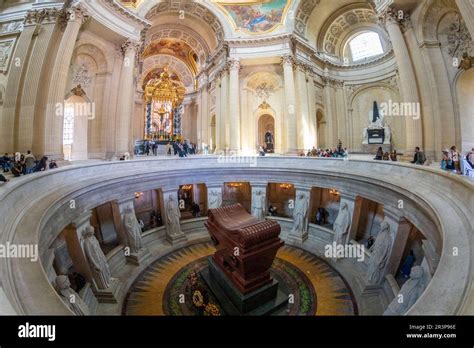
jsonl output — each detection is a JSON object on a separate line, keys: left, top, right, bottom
{"left": 0, "top": 151, "right": 57, "bottom": 184}
{"left": 299, "top": 140, "right": 349, "bottom": 158}
{"left": 440, "top": 146, "right": 474, "bottom": 176}
{"left": 142, "top": 140, "right": 198, "bottom": 158}
{"left": 374, "top": 147, "right": 399, "bottom": 161}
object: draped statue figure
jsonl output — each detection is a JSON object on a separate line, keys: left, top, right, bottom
{"left": 55, "top": 275, "right": 90, "bottom": 316}
{"left": 83, "top": 226, "right": 112, "bottom": 290}
{"left": 251, "top": 190, "right": 265, "bottom": 220}
{"left": 383, "top": 266, "right": 426, "bottom": 315}
{"left": 333, "top": 202, "right": 351, "bottom": 245}
{"left": 290, "top": 193, "right": 309, "bottom": 235}
{"left": 123, "top": 206, "right": 143, "bottom": 253}
{"left": 367, "top": 221, "right": 393, "bottom": 284}
{"left": 208, "top": 190, "right": 222, "bottom": 209}
{"left": 166, "top": 195, "right": 181, "bottom": 237}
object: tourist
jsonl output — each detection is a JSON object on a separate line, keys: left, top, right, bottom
{"left": 450, "top": 146, "right": 461, "bottom": 174}
{"left": 374, "top": 147, "right": 383, "bottom": 160}
{"left": 1, "top": 153, "right": 12, "bottom": 172}
{"left": 410, "top": 147, "right": 426, "bottom": 165}
{"left": 191, "top": 202, "right": 201, "bottom": 218}
{"left": 49, "top": 160, "right": 58, "bottom": 169}
{"left": 400, "top": 250, "right": 415, "bottom": 279}
{"left": 24, "top": 150, "right": 36, "bottom": 174}
{"left": 258, "top": 145, "right": 266, "bottom": 156}
{"left": 145, "top": 142, "right": 150, "bottom": 156}
{"left": 440, "top": 150, "right": 454, "bottom": 171}
{"left": 390, "top": 150, "right": 397, "bottom": 161}
{"left": 0, "top": 173, "right": 9, "bottom": 183}
{"left": 151, "top": 142, "right": 157, "bottom": 156}
{"left": 383, "top": 152, "right": 390, "bottom": 161}
{"left": 32, "top": 156, "right": 48, "bottom": 172}
{"left": 11, "top": 162, "right": 22, "bottom": 177}
{"left": 466, "top": 148, "right": 474, "bottom": 168}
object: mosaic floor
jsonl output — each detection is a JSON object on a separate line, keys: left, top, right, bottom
{"left": 123, "top": 242, "right": 357, "bottom": 316}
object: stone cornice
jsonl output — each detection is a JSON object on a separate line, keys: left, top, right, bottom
{"left": 102, "top": 0, "right": 151, "bottom": 29}
{"left": 225, "top": 33, "right": 293, "bottom": 46}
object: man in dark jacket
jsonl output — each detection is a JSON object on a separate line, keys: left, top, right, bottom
{"left": 410, "top": 147, "right": 426, "bottom": 165}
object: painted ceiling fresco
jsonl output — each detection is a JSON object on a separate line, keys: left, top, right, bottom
{"left": 142, "top": 38, "right": 199, "bottom": 74}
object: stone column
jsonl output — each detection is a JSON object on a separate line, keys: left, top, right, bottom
{"left": 115, "top": 40, "right": 138, "bottom": 157}
{"left": 287, "top": 186, "right": 311, "bottom": 243}
{"left": 17, "top": 9, "right": 61, "bottom": 152}
{"left": 456, "top": 0, "right": 474, "bottom": 39}
{"left": 199, "top": 75, "right": 209, "bottom": 151}
{"left": 250, "top": 182, "right": 268, "bottom": 219}
{"left": 1, "top": 14, "right": 36, "bottom": 152}
{"left": 214, "top": 77, "right": 222, "bottom": 152}
{"left": 323, "top": 78, "right": 339, "bottom": 148}
{"left": 219, "top": 68, "right": 229, "bottom": 151}
{"left": 162, "top": 188, "right": 187, "bottom": 245}
{"left": 228, "top": 58, "right": 241, "bottom": 152}
{"left": 381, "top": 8, "right": 422, "bottom": 156}
{"left": 295, "top": 64, "right": 311, "bottom": 151}
{"left": 281, "top": 55, "right": 297, "bottom": 154}
{"left": 42, "top": 5, "right": 89, "bottom": 158}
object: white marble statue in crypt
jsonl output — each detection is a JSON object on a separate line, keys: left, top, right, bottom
{"left": 123, "top": 206, "right": 144, "bottom": 254}
{"left": 333, "top": 202, "right": 352, "bottom": 245}
{"left": 383, "top": 266, "right": 427, "bottom": 315}
{"left": 55, "top": 275, "right": 90, "bottom": 316}
{"left": 83, "top": 226, "right": 112, "bottom": 290}
{"left": 208, "top": 190, "right": 222, "bottom": 209}
{"left": 166, "top": 195, "right": 182, "bottom": 237}
{"left": 291, "top": 193, "right": 309, "bottom": 236}
{"left": 252, "top": 190, "right": 265, "bottom": 220}
{"left": 367, "top": 220, "right": 393, "bottom": 284}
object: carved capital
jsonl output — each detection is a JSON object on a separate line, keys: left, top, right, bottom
{"left": 322, "top": 77, "right": 343, "bottom": 89}
{"left": 227, "top": 58, "right": 240, "bottom": 71}
{"left": 378, "top": 7, "right": 410, "bottom": 28}
{"left": 121, "top": 39, "right": 140, "bottom": 55}
{"left": 281, "top": 54, "right": 295, "bottom": 67}
{"left": 68, "top": 5, "right": 89, "bottom": 24}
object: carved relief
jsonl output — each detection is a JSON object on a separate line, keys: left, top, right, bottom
{"left": 0, "top": 38, "right": 15, "bottom": 73}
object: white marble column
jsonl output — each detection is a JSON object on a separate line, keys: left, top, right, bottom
{"left": 295, "top": 65, "right": 311, "bottom": 151}
{"left": 381, "top": 8, "right": 422, "bottom": 155}
{"left": 214, "top": 78, "right": 222, "bottom": 152}
{"left": 456, "top": 0, "right": 474, "bottom": 39}
{"left": 17, "top": 9, "right": 61, "bottom": 153}
{"left": 42, "top": 5, "right": 89, "bottom": 158}
{"left": 281, "top": 55, "right": 297, "bottom": 154}
{"left": 228, "top": 58, "right": 241, "bottom": 152}
{"left": 115, "top": 40, "right": 138, "bottom": 157}
{"left": 219, "top": 68, "right": 229, "bottom": 151}
{"left": 323, "top": 78, "right": 339, "bottom": 148}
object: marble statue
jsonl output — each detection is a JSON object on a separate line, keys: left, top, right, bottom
{"left": 367, "top": 220, "right": 393, "bottom": 284}
{"left": 166, "top": 195, "right": 181, "bottom": 236}
{"left": 383, "top": 266, "right": 426, "bottom": 315}
{"left": 251, "top": 190, "right": 265, "bottom": 220}
{"left": 208, "top": 190, "right": 222, "bottom": 209}
{"left": 333, "top": 202, "right": 351, "bottom": 245}
{"left": 383, "top": 124, "right": 391, "bottom": 145}
{"left": 82, "top": 226, "right": 112, "bottom": 290}
{"left": 123, "top": 206, "right": 143, "bottom": 253}
{"left": 290, "top": 193, "right": 309, "bottom": 235}
{"left": 55, "top": 275, "right": 90, "bottom": 315}
{"left": 362, "top": 101, "right": 388, "bottom": 144}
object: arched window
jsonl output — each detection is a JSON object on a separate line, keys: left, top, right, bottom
{"left": 348, "top": 31, "right": 384, "bottom": 61}
{"left": 63, "top": 105, "right": 74, "bottom": 146}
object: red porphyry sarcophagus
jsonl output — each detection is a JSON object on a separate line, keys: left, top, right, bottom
{"left": 205, "top": 204, "right": 284, "bottom": 294}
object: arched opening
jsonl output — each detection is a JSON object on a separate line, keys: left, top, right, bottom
{"left": 316, "top": 109, "right": 326, "bottom": 149}
{"left": 258, "top": 114, "right": 275, "bottom": 153}
{"left": 62, "top": 94, "right": 90, "bottom": 161}
{"left": 456, "top": 69, "right": 474, "bottom": 152}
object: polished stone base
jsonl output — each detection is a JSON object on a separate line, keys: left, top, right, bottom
{"left": 166, "top": 231, "right": 187, "bottom": 245}
{"left": 201, "top": 257, "right": 288, "bottom": 315}
{"left": 126, "top": 248, "right": 152, "bottom": 266}
{"left": 92, "top": 278, "right": 120, "bottom": 304}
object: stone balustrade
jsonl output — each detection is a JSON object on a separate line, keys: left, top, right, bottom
{"left": 0, "top": 156, "right": 472, "bottom": 315}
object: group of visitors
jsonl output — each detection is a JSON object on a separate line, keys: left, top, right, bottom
{"left": 374, "top": 147, "right": 398, "bottom": 161}
{"left": 440, "top": 146, "right": 474, "bottom": 176}
{"left": 301, "top": 146, "right": 349, "bottom": 158}
{"left": 169, "top": 141, "right": 198, "bottom": 158}
{"left": 0, "top": 151, "right": 57, "bottom": 183}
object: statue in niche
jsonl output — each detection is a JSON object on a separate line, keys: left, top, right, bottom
{"left": 367, "top": 220, "right": 393, "bottom": 284}
{"left": 290, "top": 192, "right": 309, "bottom": 236}
{"left": 333, "top": 202, "right": 352, "bottom": 245}
{"left": 383, "top": 266, "right": 426, "bottom": 315}
{"left": 55, "top": 275, "right": 90, "bottom": 316}
{"left": 251, "top": 190, "right": 265, "bottom": 220}
{"left": 123, "top": 206, "right": 143, "bottom": 254}
{"left": 166, "top": 195, "right": 182, "bottom": 237}
{"left": 208, "top": 190, "right": 222, "bottom": 209}
{"left": 82, "top": 226, "right": 112, "bottom": 290}
{"left": 265, "top": 131, "right": 274, "bottom": 144}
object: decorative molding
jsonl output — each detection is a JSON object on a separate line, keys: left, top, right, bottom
{"left": 103, "top": 0, "right": 150, "bottom": 28}
{"left": 227, "top": 57, "right": 240, "bottom": 71}
{"left": 0, "top": 21, "right": 23, "bottom": 34}
{"left": 446, "top": 13, "right": 472, "bottom": 59}
{"left": 322, "top": 76, "right": 343, "bottom": 89}
{"left": 294, "top": 0, "right": 321, "bottom": 36}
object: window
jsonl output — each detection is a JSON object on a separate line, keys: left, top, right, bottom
{"left": 348, "top": 32, "right": 384, "bottom": 61}
{"left": 63, "top": 106, "right": 74, "bottom": 145}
